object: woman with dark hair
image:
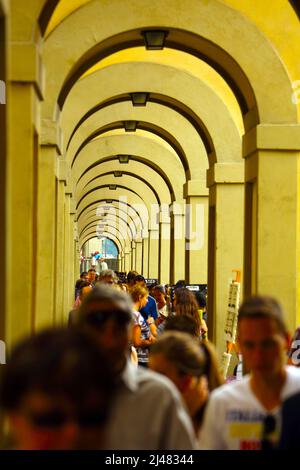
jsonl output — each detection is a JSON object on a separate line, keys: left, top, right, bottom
{"left": 174, "top": 288, "right": 202, "bottom": 338}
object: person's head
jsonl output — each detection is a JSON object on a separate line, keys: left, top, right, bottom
{"left": 97, "top": 270, "right": 118, "bottom": 286}
{"left": 80, "top": 271, "right": 88, "bottom": 281}
{"left": 133, "top": 275, "right": 146, "bottom": 288}
{"left": 152, "top": 285, "right": 166, "bottom": 306}
{"left": 194, "top": 291, "right": 206, "bottom": 310}
{"left": 163, "top": 316, "right": 223, "bottom": 392}
{"left": 237, "top": 296, "right": 289, "bottom": 375}
{"left": 164, "top": 314, "right": 199, "bottom": 338}
{"left": 87, "top": 268, "right": 96, "bottom": 282}
{"left": 78, "top": 281, "right": 93, "bottom": 301}
{"left": 77, "top": 285, "right": 133, "bottom": 372}
{"left": 126, "top": 271, "right": 138, "bottom": 288}
{"left": 149, "top": 331, "right": 205, "bottom": 393}
{"left": 175, "top": 279, "right": 186, "bottom": 290}
{"left": 0, "top": 328, "right": 115, "bottom": 450}
{"left": 174, "top": 288, "right": 201, "bottom": 333}
{"left": 130, "top": 285, "right": 148, "bottom": 310}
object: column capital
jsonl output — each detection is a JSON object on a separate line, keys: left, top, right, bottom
{"left": 206, "top": 163, "right": 244, "bottom": 187}
{"left": 70, "top": 198, "right": 77, "bottom": 215}
{"left": 183, "top": 180, "right": 209, "bottom": 197}
{"left": 243, "top": 124, "right": 300, "bottom": 158}
{"left": 41, "top": 119, "right": 63, "bottom": 155}
{"left": 159, "top": 211, "right": 171, "bottom": 224}
{"left": 9, "top": 43, "right": 44, "bottom": 100}
{"left": 56, "top": 159, "right": 71, "bottom": 185}
{"left": 169, "top": 202, "right": 185, "bottom": 216}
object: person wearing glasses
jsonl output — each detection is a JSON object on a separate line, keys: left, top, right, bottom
{"left": 0, "top": 328, "right": 115, "bottom": 450}
{"left": 75, "top": 285, "right": 198, "bottom": 450}
{"left": 199, "top": 295, "right": 300, "bottom": 450}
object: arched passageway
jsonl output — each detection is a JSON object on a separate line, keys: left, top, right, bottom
{"left": 2, "top": 0, "right": 300, "bottom": 358}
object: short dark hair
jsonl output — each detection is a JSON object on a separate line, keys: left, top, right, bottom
{"left": 175, "top": 280, "right": 186, "bottom": 289}
{"left": 88, "top": 268, "right": 96, "bottom": 273}
{"left": 0, "top": 328, "right": 115, "bottom": 412}
{"left": 134, "top": 275, "right": 146, "bottom": 284}
{"left": 80, "top": 271, "right": 88, "bottom": 278}
{"left": 127, "top": 271, "right": 138, "bottom": 284}
{"left": 238, "top": 295, "right": 287, "bottom": 334}
{"left": 194, "top": 291, "right": 206, "bottom": 309}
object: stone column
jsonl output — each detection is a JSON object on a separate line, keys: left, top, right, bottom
{"left": 243, "top": 124, "right": 300, "bottom": 333}
{"left": 131, "top": 240, "right": 136, "bottom": 271}
{"left": 148, "top": 228, "right": 159, "bottom": 279}
{"left": 183, "top": 180, "right": 209, "bottom": 284}
{"left": 63, "top": 191, "right": 72, "bottom": 323}
{"left": 34, "top": 120, "right": 61, "bottom": 330}
{"left": 206, "top": 162, "right": 244, "bottom": 354}
{"left": 135, "top": 238, "right": 143, "bottom": 274}
{"left": 159, "top": 208, "right": 171, "bottom": 284}
{"left": 142, "top": 232, "right": 149, "bottom": 277}
{"left": 124, "top": 241, "right": 131, "bottom": 273}
{"left": 169, "top": 202, "right": 186, "bottom": 284}
{"left": 6, "top": 39, "right": 43, "bottom": 346}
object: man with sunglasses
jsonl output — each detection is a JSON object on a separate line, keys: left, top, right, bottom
{"left": 76, "top": 285, "right": 198, "bottom": 450}
{"left": 199, "top": 295, "right": 300, "bottom": 450}
{"left": 0, "top": 328, "right": 115, "bottom": 450}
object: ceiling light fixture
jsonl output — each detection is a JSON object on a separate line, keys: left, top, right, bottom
{"left": 118, "top": 155, "right": 130, "bottom": 164}
{"left": 124, "top": 120, "right": 137, "bottom": 132}
{"left": 141, "top": 30, "right": 169, "bottom": 50}
{"left": 130, "top": 92, "right": 149, "bottom": 106}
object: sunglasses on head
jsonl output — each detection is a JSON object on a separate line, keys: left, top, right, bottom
{"left": 261, "top": 414, "right": 277, "bottom": 450}
{"left": 25, "top": 408, "right": 108, "bottom": 429}
{"left": 84, "top": 309, "right": 131, "bottom": 328}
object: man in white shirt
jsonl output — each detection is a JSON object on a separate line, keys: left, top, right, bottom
{"left": 76, "top": 285, "right": 198, "bottom": 450}
{"left": 199, "top": 295, "right": 300, "bottom": 450}
{"left": 99, "top": 257, "right": 108, "bottom": 273}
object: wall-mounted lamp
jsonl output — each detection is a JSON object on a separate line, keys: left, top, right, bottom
{"left": 118, "top": 155, "right": 130, "bottom": 164}
{"left": 124, "top": 120, "right": 137, "bottom": 132}
{"left": 105, "top": 199, "right": 113, "bottom": 203}
{"left": 141, "top": 30, "right": 169, "bottom": 50}
{"left": 114, "top": 171, "right": 123, "bottom": 177}
{"left": 109, "top": 185, "right": 117, "bottom": 190}
{"left": 130, "top": 92, "right": 149, "bottom": 106}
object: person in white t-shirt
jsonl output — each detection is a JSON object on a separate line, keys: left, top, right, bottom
{"left": 99, "top": 257, "right": 108, "bottom": 273}
{"left": 199, "top": 295, "right": 300, "bottom": 450}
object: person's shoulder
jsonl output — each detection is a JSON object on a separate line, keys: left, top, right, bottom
{"left": 286, "top": 365, "right": 300, "bottom": 379}
{"left": 209, "top": 376, "right": 250, "bottom": 402}
{"left": 136, "top": 367, "right": 181, "bottom": 398}
{"left": 148, "top": 295, "right": 156, "bottom": 305}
